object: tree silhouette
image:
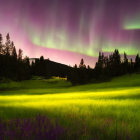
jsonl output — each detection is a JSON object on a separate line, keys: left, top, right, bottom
{"left": 124, "top": 52, "right": 128, "bottom": 64}
{"left": 18, "top": 49, "right": 23, "bottom": 60}
{"left": 74, "top": 64, "right": 77, "bottom": 68}
{"left": 5, "top": 33, "right": 11, "bottom": 56}
{"left": 0, "top": 34, "right": 3, "bottom": 54}
{"left": 12, "top": 45, "right": 17, "bottom": 59}
{"left": 0, "top": 32, "right": 140, "bottom": 84}
{"left": 135, "top": 54, "right": 140, "bottom": 72}
{"left": 79, "top": 58, "right": 86, "bottom": 68}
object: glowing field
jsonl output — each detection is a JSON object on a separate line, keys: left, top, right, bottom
{"left": 0, "top": 74, "right": 140, "bottom": 139}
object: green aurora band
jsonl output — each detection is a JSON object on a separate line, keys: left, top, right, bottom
{"left": 1, "top": 0, "right": 140, "bottom": 66}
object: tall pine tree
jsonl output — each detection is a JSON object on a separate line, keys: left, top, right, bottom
{"left": 5, "top": 33, "right": 11, "bottom": 56}
{"left": 0, "top": 34, "right": 3, "bottom": 54}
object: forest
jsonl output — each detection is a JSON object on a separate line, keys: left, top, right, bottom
{"left": 0, "top": 33, "right": 140, "bottom": 84}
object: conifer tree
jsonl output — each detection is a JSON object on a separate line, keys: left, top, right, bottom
{"left": 18, "top": 49, "right": 23, "bottom": 60}
{"left": 5, "top": 33, "right": 11, "bottom": 56}
{"left": 135, "top": 54, "right": 140, "bottom": 71}
{"left": 12, "top": 46, "right": 17, "bottom": 59}
{"left": 79, "top": 58, "right": 86, "bottom": 68}
{"left": 74, "top": 64, "right": 77, "bottom": 68}
{"left": 0, "top": 34, "right": 3, "bottom": 54}
{"left": 124, "top": 52, "right": 128, "bottom": 64}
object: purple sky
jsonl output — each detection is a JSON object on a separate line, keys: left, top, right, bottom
{"left": 0, "top": 0, "right": 140, "bottom": 67}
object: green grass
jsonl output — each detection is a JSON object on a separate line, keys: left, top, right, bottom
{"left": 0, "top": 74, "right": 140, "bottom": 139}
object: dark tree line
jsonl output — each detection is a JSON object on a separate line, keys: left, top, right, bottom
{"left": 0, "top": 33, "right": 140, "bottom": 85}
{"left": 0, "top": 33, "right": 30, "bottom": 81}
{"left": 69, "top": 49, "right": 140, "bottom": 85}
{"left": 95, "top": 50, "right": 140, "bottom": 77}
{"left": 68, "top": 59, "right": 94, "bottom": 85}
{"left": 0, "top": 33, "right": 71, "bottom": 81}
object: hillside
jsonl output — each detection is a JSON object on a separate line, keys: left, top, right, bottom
{"left": 0, "top": 73, "right": 140, "bottom": 94}
{"left": 0, "top": 74, "right": 140, "bottom": 139}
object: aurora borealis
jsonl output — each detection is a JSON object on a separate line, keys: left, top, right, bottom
{"left": 0, "top": 0, "right": 140, "bottom": 67}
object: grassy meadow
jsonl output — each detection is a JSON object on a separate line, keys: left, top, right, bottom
{"left": 0, "top": 74, "right": 140, "bottom": 139}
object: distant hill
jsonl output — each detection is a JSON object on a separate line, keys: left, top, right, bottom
{"left": 30, "top": 58, "right": 72, "bottom": 78}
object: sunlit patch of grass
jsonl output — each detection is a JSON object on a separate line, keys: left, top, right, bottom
{"left": 0, "top": 74, "right": 140, "bottom": 139}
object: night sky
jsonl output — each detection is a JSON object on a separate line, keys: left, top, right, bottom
{"left": 0, "top": 0, "right": 140, "bottom": 67}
